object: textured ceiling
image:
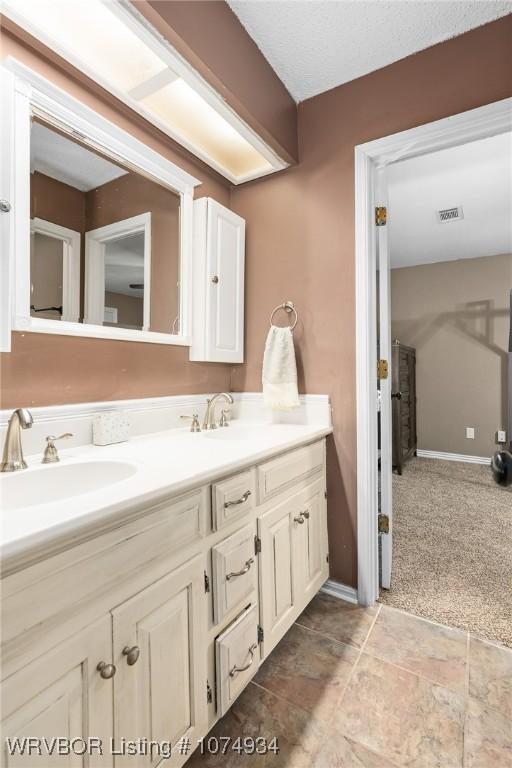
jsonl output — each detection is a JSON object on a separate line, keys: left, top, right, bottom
{"left": 31, "top": 122, "right": 127, "bottom": 192}
{"left": 228, "top": 1, "right": 512, "bottom": 102}
{"left": 388, "top": 132, "right": 512, "bottom": 268}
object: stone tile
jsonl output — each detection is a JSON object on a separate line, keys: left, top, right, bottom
{"left": 464, "top": 698, "right": 512, "bottom": 767}
{"left": 365, "top": 606, "right": 467, "bottom": 692}
{"left": 333, "top": 653, "right": 465, "bottom": 768}
{"left": 313, "top": 730, "right": 400, "bottom": 768}
{"left": 254, "top": 622, "right": 359, "bottom": 720}
{"left": 296, "top": 593, "right": 379, "bottom": 649}
{"left": 469, "top": 637, "right": 512, "bottom": 720}
{"left": 187, "top": 681, "right": 324, "bottom": 767}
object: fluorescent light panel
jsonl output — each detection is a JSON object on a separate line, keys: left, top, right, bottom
{"left": 3, "top": 0, "right": 284, "bottom": 183}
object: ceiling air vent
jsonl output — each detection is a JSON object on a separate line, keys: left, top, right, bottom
{"left": 437, "top": 206, "right": 464, "bottom": 223}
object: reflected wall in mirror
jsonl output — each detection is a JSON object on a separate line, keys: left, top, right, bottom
{"left": 30, "top": 119, "right": 181, "bottom": 334}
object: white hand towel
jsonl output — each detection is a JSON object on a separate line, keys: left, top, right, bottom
{"left": 262, "top": 325, "right": 300, "bottom": 410}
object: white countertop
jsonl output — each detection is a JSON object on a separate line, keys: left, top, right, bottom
{"left": 0, "top": 422, "right": 331, "bottom": 574}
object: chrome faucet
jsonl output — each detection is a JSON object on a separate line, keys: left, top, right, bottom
{"left": 202, "top": 393, "right": 234, "bottom": 430}
{"left": 1, "top": 408, "right": 33, "bottom": 472}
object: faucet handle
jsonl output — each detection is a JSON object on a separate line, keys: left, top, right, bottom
{"left": 42, "top": 433, "right": 73, "bottom": 464}
{"left": 180, "top": 414, "right": 201, "bottom": 433}
{"left": 219, "top": 409, "right": 231, "bottom": 427}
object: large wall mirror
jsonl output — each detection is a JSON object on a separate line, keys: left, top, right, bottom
{"left": 7, "top": 61, "right": 200, "bottom": 346}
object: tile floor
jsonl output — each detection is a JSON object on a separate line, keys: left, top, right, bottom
{"left": 189, "top": 593, "right": 512, "bottom": 768}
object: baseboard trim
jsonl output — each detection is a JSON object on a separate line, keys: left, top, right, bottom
{"left": 321, "top": 579, "right": 358, "bottom": 604}
{"left": 416, "top": 449, "right": 491, "bottom": 465}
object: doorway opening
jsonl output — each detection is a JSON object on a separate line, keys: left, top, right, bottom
{"left": 355, "top": 98, "right": 512, "bottom": 643}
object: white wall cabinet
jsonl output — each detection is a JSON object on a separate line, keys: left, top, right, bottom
{"left": 1, "top": 439, "right": 328, "bottom": 766}
{"left": 190, "top": 198, "right": 245, "bottom": 363}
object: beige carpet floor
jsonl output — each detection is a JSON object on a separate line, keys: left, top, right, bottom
{"left": 380, "top": 457, "right": 512, "bottom": 647}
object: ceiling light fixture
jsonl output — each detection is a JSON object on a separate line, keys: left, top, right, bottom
{"left": 2, "top": 0, "right": 287, "bottom": 184}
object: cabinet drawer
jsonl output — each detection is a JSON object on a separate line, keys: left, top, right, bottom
{"left": 212, "top": 523, "right": 257, "bottom": 623}
{"left": 212, "top": 469, "right": 256, "bottom": 530}
{"left": 257, "top": 441, "right": 324, "bottom": 503}
{"left": 215, "top": 604, "right": 259, "bottom": 716}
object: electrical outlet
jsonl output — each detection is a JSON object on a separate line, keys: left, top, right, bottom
{"left": 465, "top": 427, "right": 475, "bottom": 439}
{"left": 497, "top": 430, "right": 507, "bottom": 444}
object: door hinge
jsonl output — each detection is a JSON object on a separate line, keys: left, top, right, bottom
{"left": 377, "top": 359, "right": 389, "bottom": 380}
{"left": 326, "top": 553, "right": 329, "bottom": 563}
{"left": 257, "top": 625, "right": 264, "bottom": 643}
{"left": 204, "top": 571, "right": 210, "bottom": 593}
{"left": 378, "top": 513, "right": 390, "bottom": 534}
{"left": 324, "top": 489, "right": 328, "bottom": 499}
{"left": 206, "top": 681, "right": 213, "bottom": 704}
{"left": 375, "top": 206, "right": 387, "bottom": 226}
{"left": 254, "top": 535, "right": 262, "bottom": 554}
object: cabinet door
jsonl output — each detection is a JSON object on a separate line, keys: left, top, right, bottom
{"left": 1, "top": 616, "right": 113, "bottom": 768}
{"left": 205, "top": 199, "right": 245, "bottom": 363}
{"left": 112, "top": 555, "right": 207, "bottom": 768}
{"left": 258, "top": 480, "right": 329, "bottom": 658}
{"left": 294, "top": 479, "right": 329, "bottom": 604}
{"left": 258, "top": 495, "right": 297, "bottom": 657}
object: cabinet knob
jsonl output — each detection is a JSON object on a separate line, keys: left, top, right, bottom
{"left": 0, "top": 199, "right": 11, "bottom": 213}
{"left": 294, "top": 514, "right": 305, "bottom": 524}
{"left": 211, "top": 275, "right": 219, "bottom": 284}
{"left": 97, "top": 661, "right": 116, "bottom": 679}
{"left": 122, "top": 645, "right": 141, "bottom": 666}
{"left": 302, "top": 510, "right": 310, "bottom": 519}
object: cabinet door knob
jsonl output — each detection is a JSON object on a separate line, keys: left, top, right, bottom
{"left": 211, "top": 275, "right": 219, "bottom": 284}
{"left": 294, "top": 514, "right": 305, "bottom": 524}
{"left": 0, "top": 199, "right": 11, "bottom": 213}
{"left": 122, "top": 645, "right": 141, "bottom": 666}
{"left": 97, "top": 661, "right": 116, "bottom": 679}
{"left": 302, "top": 510, "right": 310, "bottom": 519}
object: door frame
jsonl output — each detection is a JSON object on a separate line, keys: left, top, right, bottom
{"left": 85, "top": 212, "right": 151, "bottom": 330}
{"left": 355, "top": 97, "right": 512, "bottom": 606}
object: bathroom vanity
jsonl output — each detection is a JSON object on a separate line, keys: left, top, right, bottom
{"left": 0, "top": 418, "right": 330, "bottom": 766}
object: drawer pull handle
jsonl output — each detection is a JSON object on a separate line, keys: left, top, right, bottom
{"left": 226, "top": 558, "right": 254, "bottom": 581}
{"left": 122, "top": 645, "right": 140, "bottom": 666}
{"left": 224, "top": 490, "right": 251, "bottom": 509}
{"left": 97, "top": 661, "right": 116, "bottom": 679}
{"left": 229, "top": 643, "right": 258, "bottom": 677}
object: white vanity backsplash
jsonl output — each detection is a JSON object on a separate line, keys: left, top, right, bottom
{"left": 0, "top": 393, "right": 331, "bottom": 457}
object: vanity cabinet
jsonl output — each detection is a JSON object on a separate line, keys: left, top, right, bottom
{"left": 1, "top": 437, "right": 328, "bottom": 766}
{"left": 190, "top": 198, "right": 245, "bottom": 363}
{"left": 258, "top": 477, "right": 328, "bottom": 657}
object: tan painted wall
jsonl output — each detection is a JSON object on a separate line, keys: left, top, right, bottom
{"left": 391, "top": 254, "right": 511, "bottom": 457}
{"left": 104, "top": 291, "right": 144, "bottom": 329}
{"left": 0, "top": 28, "right": 233, "bottom": 409}
{"left": 230, "top": 17, "right": 512, "bottom": 586}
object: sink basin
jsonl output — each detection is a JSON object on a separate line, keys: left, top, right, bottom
{"left": 0, "top": 460, "right": 138, "bottom": 510}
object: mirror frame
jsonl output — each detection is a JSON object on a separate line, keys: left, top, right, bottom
{"left": 3, "top": 58, "right": 200, "bottom": 347}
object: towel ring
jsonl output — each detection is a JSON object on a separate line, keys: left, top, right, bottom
{"left": 270, "top": 301, "right": 298, "bottom": 330}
